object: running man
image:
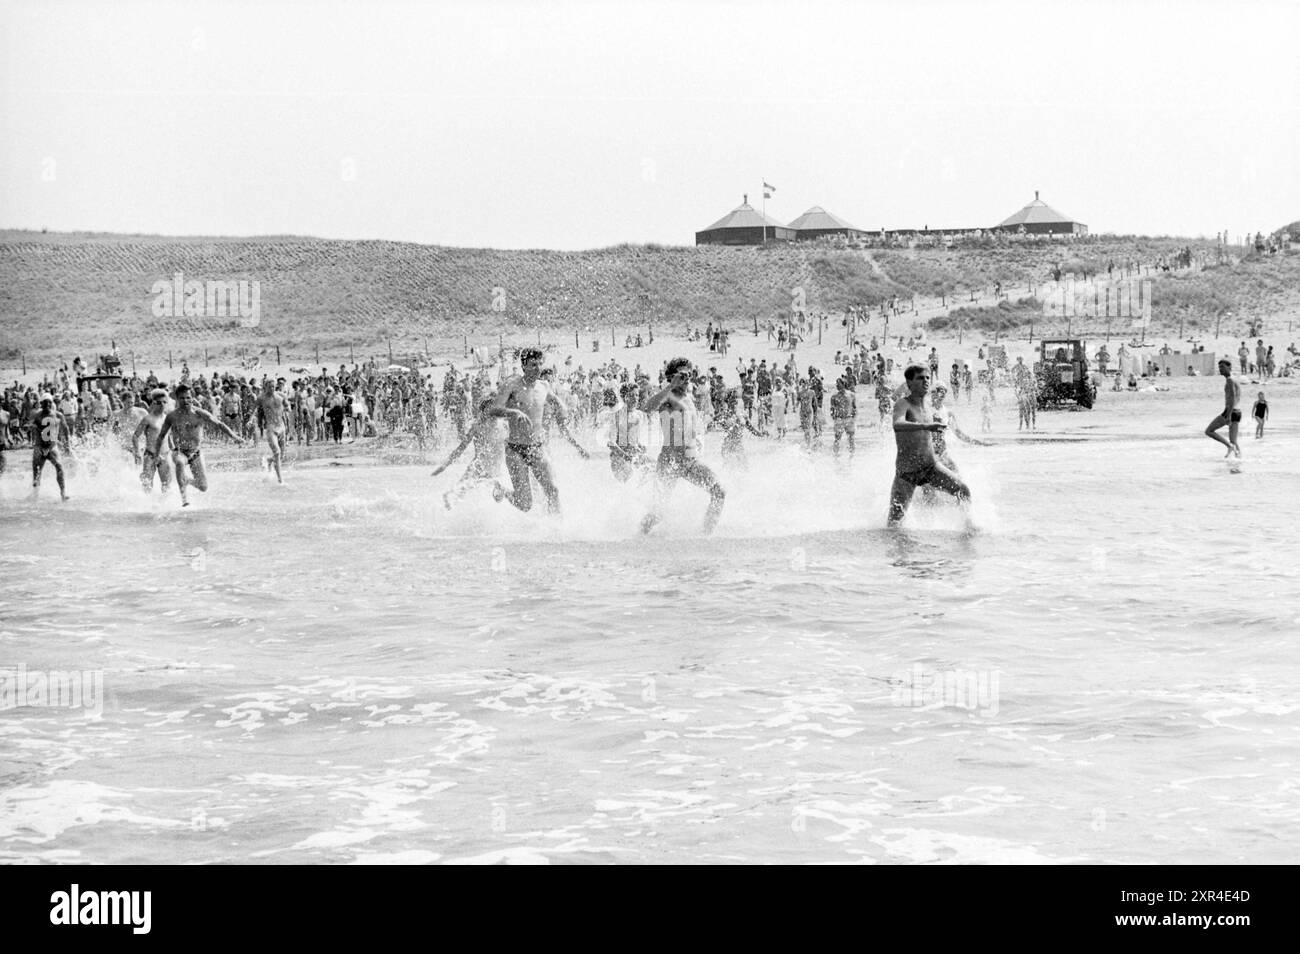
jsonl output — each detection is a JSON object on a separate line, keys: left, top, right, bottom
{"left": 830, "top": 378, "right": 857, "bottom": 458}
{"left": 131, "top": 389, "right": 175, "bottom": 494}
{"left": 256, "top": 379, "right": 289, "bottom": 483}
{"left": 641, "top": 357, "right": 726, "bottom": 535}
{"left": 29, "top": 395, "right": 70, "bottom": 501}
{"left": 1204, "top": 359, "right": 1242, "bottom": 458}
{"left": 431, "top": 397, "right": 507, "bottom": 510}
{"left": 155, "top": 384, "right": 245, "bottom": 506}
{"left": 887, "top": 365, "right": 971, "bottom": 526}
{"left": 606, "top": 383, "right": 650, "bottom": 482}
{"left": 487, "top": 348, "right": 589, "bottom": 514}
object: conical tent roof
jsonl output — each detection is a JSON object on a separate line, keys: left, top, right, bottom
{"left": 702, "top": 199, "right": 788, "bottom": 232}
{"left": 998, "top": 192, "right": 1077, "bottom": 228}
{"left": 788, "top": 206, "right": 861, "bottom": 232}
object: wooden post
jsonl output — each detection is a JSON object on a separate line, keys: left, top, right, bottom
{"left": 611, "top": 326, "right": 615, "bottom": 348}
{"left": 21, "top": 352, "right": 25, "bottom": 375}
{"left": 463, "top": 335, "right": 467, "bottom": 358}
{"left": 387, "top": 340, "right": 393, "bottom": 364}
{"left": 169, "top": 350, "right": 173, "bottom": 369}
{"left": 276, "top": 345, "right": 281, "bottom": 365}
{"left": 315, "top": 342, "right": 320, "bottom": 365}
{"left": 132, "top": 352, "right": 137, "bottom": 375}
{"left": 204, "top": 347, "right": 208, "bottom": 367}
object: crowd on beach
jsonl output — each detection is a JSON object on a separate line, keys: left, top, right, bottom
{"left": 1, "top": 312, "right": 1288, "bottom": 522}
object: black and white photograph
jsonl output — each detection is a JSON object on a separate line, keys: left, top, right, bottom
{"left": 1, "top": 0, "right": 1297, "bottom": 891}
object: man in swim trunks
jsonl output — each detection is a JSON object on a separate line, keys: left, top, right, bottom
{"left": 155, "top": 384, "right": 245, "bottom": 506}
{"left": 605, "top": 383, "right": 650, "bottom": 482}
{"left": 256, "top": 378, "right": 289, "bottom": 484}
{"left": 486, "top": 348, "right": 589, "bottom": 514}
{"left": 132, "top": 388, "right": 176, "bottom": 494}
{"left": 830, "top": 378, "right": 857, "bottom": 459}
{"left": 29, "top": 395, "right": 70, "bottom": 501}
{"left": 640, "top": 357, "right": 726, "bottom": 535}
{"left": 1204, "top": 358, "right": 1242, "bottom": 458}
{"left": 887, "top": 364, "right": 971, "bottom": 526}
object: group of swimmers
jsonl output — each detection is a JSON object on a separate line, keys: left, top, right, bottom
{"left": 421, "top": 348, "right": 978, "bottom": 532}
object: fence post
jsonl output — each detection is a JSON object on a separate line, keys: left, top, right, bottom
{"left": 276, "top": 345, "right": 281, "bottom": 366}
{"left": 169, "top": 350, "right": 173, "bottom": 369}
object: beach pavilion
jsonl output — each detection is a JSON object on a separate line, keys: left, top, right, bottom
{"left": 695, "top": 195, "right": 795, "bottom": 245}
{"left": 993, "top": 192, "right": 1087, "bottom": 235}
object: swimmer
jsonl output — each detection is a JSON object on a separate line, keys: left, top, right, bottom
{"left": 431, "top": 398, "right": 507, "bottom": 510}
{"left": 887, "top": 365, "right": 970, "bottom": 526}
{"left": 29, "top": 395, "right": 70, "bottom": 501}
{"left": 830, "top": 379, "right": 857, "bottom": 458}
{"left": 718, "top": 406, "right": 764, "bottom": 472}
{"left": 256, "top": 379, "right": 289, "bottom": 483}
{"left": 131, "top": 389, "right": 176, "bottom": 494}
{"left": 487, "top": 348, "right": 590, "bottom": 515}
{"left": 606, "top": 383, "right": 650, "bottom": 482}
{"left": 641, "top": 357, "right": 726, "bottom": 535}
{"left": 155, "top": 384, "right": 245, "bottom": 506}
{"left": 1204, "top": 359, "right": 1242, "bottom": 458}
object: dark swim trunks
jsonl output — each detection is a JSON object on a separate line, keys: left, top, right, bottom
{"left": 506, "top": 442, "right": 547, "bottom": 467}
{"left": 1230, "top": 410, "right": 1242, "bottom": 423}
{"left": 897, "top": 463, "right": 938, "bottom": 486}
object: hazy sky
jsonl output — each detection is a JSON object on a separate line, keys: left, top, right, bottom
{"left": 3, "top": 0, "right": 1297, "bottom": 248}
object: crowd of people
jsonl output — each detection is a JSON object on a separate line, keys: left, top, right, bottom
{"left": 2, "top": 319, "right": 1287, "bottom": 523}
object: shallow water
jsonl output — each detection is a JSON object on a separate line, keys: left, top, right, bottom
{"left": 2, "top": 392, "right": 1298, "bottom": 864}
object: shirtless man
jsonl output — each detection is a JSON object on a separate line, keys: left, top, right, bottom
{"left": 1204, "top": 358, "right": 1242, "bottom": 458}
{"left": 641, "top": 357, "right": 726, "bottom": 535}
{"left": 487, "top": 348, "right": 589, "bottom": 514}
{"left": 29, "top": 396, "right": 70, "bottom": 501}
{"left": 256, "top": 379, "right": 289, "bottom": 483}
{"left": 132, "top": 389, "right": 175, "bottom": 494}
{"left": 155, "top": 384, "right": 245, "bottom": 506}
{"left": 606, "top": 383, "right": 650, "bottom": 482}
{"left": 830, "top": 378, "right": 857, "bottom": 458}
{"left": 887, "top": 365, "right": 971, "bottom": 526}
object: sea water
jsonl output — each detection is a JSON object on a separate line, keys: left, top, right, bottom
{"left": 1, "top": 399, "right": 1297, "bottom": 864}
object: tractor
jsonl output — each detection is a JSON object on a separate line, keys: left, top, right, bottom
{"left": 1034, "top": 338, "right": 1097, "bottom": 409}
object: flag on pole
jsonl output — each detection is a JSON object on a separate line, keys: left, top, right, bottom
{"left": 763, "top": 180, "right": 775, "bottom": 199}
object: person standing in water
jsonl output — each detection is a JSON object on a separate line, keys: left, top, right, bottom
{"left": 155, "top": 384, "right": 245, "bottom": 506}
{"left": 887, "top": 365, "right": 971, "bottom": 526}
{"left": 641, "top": 357, "right": 725, "bottom": 535}
{"left": 1204, "top": 359, "right": 1242, "bottom": 458}
{"left": 487, "top": 348, "right": 589, "bottom": 515}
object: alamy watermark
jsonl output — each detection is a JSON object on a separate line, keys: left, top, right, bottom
{"left": 151, "top": 271, "right": 261, "bottom": 327}
{"left": 1037, "top": 277, "right": 1151, "bottom": 322}
{"left": 1, "top": 665, "right": 104, "bottom": 716}
{"left": 891, "top": 664, "right": 999, "bottom": 716}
